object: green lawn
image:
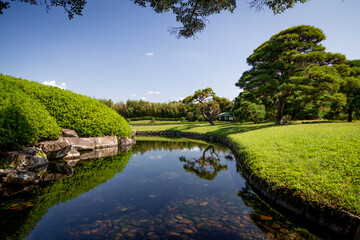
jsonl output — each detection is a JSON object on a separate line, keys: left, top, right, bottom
{"left": 133, "top": 121, "right": 360, "bottom": 215}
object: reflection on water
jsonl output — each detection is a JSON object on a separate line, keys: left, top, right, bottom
{"left": 179, "top": 145, "right": 228, "bottom": 180}
{"left": 0, "top": 137, "right": 319, "bottom": 240}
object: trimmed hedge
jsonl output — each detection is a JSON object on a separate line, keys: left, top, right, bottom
{"left": 129, "top": 116, "right": 182, "bottom": 121}
{"left": 4, "top": 75, "right": 131, "bottom": 138}
{"left": 0, "top": 75, "right": 132, "bottom": 150}
{"left": 0, "top": 77, "right": 61, "bottom": 150}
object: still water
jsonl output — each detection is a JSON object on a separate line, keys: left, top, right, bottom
{"left": 0, "top": 137, "right": 317, "bottom": 240}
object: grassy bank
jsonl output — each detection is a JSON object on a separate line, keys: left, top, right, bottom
{"left": 133, "top": 121, "right": 360, "bottom": 215}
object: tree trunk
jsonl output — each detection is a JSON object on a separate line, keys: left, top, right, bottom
{"left": 348, "top": 107, "right": 353, "bottom": 122}
{"left": 208, "top": 119, "right": 215, "bottom": 125}
{"left": 276, "top": 97, "right": 285, "bottom": 125}
{"left": 201, "top": 103, "right": 214, "bottom": 125}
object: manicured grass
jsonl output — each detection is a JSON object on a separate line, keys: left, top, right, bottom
{"left": 133, "top": 121, "right": 360, "bottom": 215}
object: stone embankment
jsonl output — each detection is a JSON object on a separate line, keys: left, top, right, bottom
{"left": 136, "top": 131, "right": 360, "bottom": 240}
{"left": 0, "top": 129, "right": 136, "bottom": 196}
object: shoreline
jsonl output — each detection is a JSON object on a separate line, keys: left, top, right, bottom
{"left": 136, "top": 131, "right": 360, "bottom": 240}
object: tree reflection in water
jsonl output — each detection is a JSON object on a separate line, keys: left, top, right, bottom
{"left": 179, "top": 145, "right": 228, "bottom": 180}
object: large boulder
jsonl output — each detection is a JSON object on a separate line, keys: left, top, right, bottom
{"left": 119, "top": 137, "right": 136, "bottom": 146}
{"left": 61, "top": 128, "right": 79, "bottom": 138}
{"left": 62, "top": 149, "right": 81, "bottom": 160}
{"left": 1, "top": 147, "right": 48, "bottom": 170}
{"left": 59, "top": 137, "right": 95, "bottom": 151}
{"left": 0, "top": 169, "right": 40, "bottom": 185}
{"left": 90, "top": 136, "right": 118, "bottom": 149}
{"left": 38, "top": 141, "right": 72, "bottom": 160}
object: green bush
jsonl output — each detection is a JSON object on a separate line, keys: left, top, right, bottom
{"left": 1, "top": 75, "right": 131, "bottom": 139}
{"left": 129, "top": 116, "right": 181, "bottom": 121}
{"left": 0, "top": 77, "right": 61, "bottom": 150}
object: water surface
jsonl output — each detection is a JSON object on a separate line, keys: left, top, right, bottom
{"left": 0, "top": 137, "right": 317, "bottom": 240}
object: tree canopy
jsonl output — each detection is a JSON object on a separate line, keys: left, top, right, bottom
{"left": 340, "top": 60, "right": 360, "bottom": 122}
{"left": 183, "top": 87, "right": 220, "bottom": 125}
{"left": 235, "top": 25, "right": 346, "bottom": 124}
{"left": 1, "top": 0, "right": 311, "bottom": 38}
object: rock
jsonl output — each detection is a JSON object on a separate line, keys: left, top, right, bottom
{"left": 1, "top": 169, "right": 40, "bottom": 185}
{"left": 179, "top": 219, "right": 192, "bottom": 225}
{"left": 63, "top": 148, "right": 81, "bottom": 160}
{"left": 119, "top": 145, "right": 132, "bottom": 153}
{"left": 47, "top": 161, "right": 73, "bottom": 175}
{"left": 119, "top": 137, "right": 136, "bottom": 146}
{"left": 79, "top": 147, "right": 118, "bottom": 160}
{"left": 65, "top": 159, "right": 80, "bottom": 168}
{"left": 1, "top": 147, "right": 48, "bottom": 170}
{"left": 61, "top": 128, "right": 79, "bottom": 138}
{"left": 40, "top": 160, "right": 75, "bottom": 181}
{"left": 169, "top": 232, "right": 181, "bottom": 237}
{"left": 60, "top": 137, "right": 95, "bottom": 151}
{"left": 131, "top": 130, "right": 136, "bottom": 138}
{"left": 38, "top": 141, "right": 72, "bottom": 160}
{"left": 89, "top": 136, "right": 118, "bottom": 149}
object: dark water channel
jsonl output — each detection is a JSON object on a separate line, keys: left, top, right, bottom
{"left": 0, "top": 137, "right": 319, "bottom": 240}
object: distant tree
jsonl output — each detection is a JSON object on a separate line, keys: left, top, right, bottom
{"left": 235, "top": 25, "right": 346, "bottom": 125}
{"left": 183, "top": 87, "right": 220, "bottom": 125}
{"left": 342, "top": 60, "right": 360, "bottom": 122}
{"left": 213, "top": 96, "right": 233, "bottom": 113}
{"left": 98, "top": 98, "right": 115, "bottom": 109}
{"left": 1, "top": 0, "right": 311, "bottom": 38}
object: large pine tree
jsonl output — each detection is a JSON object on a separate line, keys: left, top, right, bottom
{"left": 235, "top": 25, "right": 346, "bottom": 124}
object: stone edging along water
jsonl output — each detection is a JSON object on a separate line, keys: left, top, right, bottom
{"left": 136, "top": 131, "right": 360, "bottom": 240}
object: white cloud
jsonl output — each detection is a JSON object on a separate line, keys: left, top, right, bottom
{"left": 147, "top": 91, "right": 161, "bottom": 95}
{"left": 131, "top": 94, "right": 136, "bottom": 97}
{"left": 42, "top": 80, "right": 66, "bottom": 89}
{"left": 179, "top": 97, "right": 185, "bottom": 101}
{"left": 145, "top": 52, "right": 154, "bottom": 57}
{"left": 140, "top": 97, "right": 147, "bottom": 101}
{"left": 181, "top": 147, "right": 201, "bottom": 152}
{"left": 149, "top": 155, "right": 163, "bottom": 160}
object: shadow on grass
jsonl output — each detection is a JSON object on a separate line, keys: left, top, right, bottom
{"left": 163, "top": 122, "right": 280, "bottom": 138}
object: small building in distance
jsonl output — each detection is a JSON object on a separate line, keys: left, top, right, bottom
{"left": 217, "top": 112, "right": 234, "bottom": 121}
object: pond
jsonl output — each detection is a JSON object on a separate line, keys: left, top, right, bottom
{"left": 0, "top": 137, "right": 319, "bottom": 240}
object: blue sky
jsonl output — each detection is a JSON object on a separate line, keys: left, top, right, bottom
{"left": 1, "top": 0, "right": 359, "bottom": 103}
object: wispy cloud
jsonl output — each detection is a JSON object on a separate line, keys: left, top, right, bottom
{"left": 147, "top": 91, "right": 160, "bottom": 95}
{"left": 179, "top": 97, "right": 185, "bottom": 101}
{"left": 149, "top": 155, "right": 163, "bottom": 160}
{"left": 145, "top": 52, "right": 154, "bottom": 57}
{"left": 42, "top": 80, "right": 66, "bottom": 89}
{"left": 140, "top": 97, "right": 147, "bottom": 101}
{"left": 131, "top": 94, "right": 136, "bottom": 97}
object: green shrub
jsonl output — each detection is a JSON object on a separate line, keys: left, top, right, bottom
{"left": 0, "top": 77, "right": 61, "bottom": 150}
{"left": 129, "top": 116, "right": 181, "bottom": 121}
{"left": 1, "top": 75, "right": 131, "bottom": 138}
